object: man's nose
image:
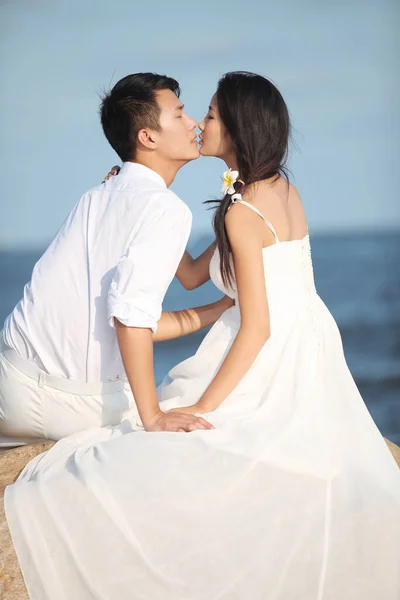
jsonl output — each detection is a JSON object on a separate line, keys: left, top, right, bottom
{"left": 187, "top": 115, "right": 197, "bottom": 130}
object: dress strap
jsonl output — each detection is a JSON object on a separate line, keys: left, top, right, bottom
{"left": 230, "top": 194, "right": 279, "bottom": 243}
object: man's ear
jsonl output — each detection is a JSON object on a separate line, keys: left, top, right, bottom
{"left": 137, "top": 128, "right": 158, "bottom": 150}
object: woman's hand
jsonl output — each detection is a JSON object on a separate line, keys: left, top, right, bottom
{"left": 144, "top": 409, "right": 214, "bottom": 432}
{"left": 102, "top": 165, "right": 120, "bottom": 182}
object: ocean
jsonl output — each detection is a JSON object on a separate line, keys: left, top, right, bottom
{"left": 1, "top": 230, "right": 399, "bottom": 444}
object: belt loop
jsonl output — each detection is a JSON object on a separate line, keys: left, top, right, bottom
{"left": 38, "top": 371, "right": 45, "bottom": 389}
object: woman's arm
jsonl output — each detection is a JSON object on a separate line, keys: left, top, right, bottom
{"left": 168, "top": 203, "right": 270, "bottom": 415}
{"left": 175, "top": 242, "right": 216, "bottom": 290}
{"left": 153, "top": 295, "right": 234, "bottom": 342}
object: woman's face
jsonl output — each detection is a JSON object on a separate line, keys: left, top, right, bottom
{"left": 198, "top": 93, "right": 234, "bottom": 160}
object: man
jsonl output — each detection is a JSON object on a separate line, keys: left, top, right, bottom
{"left": 0, "top": 72, "right": 231, "bottom": 446}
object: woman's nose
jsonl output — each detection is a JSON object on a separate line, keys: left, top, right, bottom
{"left": 198, "top": 120, "right": 204, "bottom": 132}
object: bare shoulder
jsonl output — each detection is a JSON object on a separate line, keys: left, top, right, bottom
{"left": 242, "top": 178, "right": 307, "bottom": 240}
{"left": 288, "top": 182, "right": 300, "bottom": 197}
{"left": 241, "top": 176, "right": 294, "bottom": 204}
{"left": 287, "top": 182, "right": 302, "bottom": 202}
{"left": 224, "top": 201, "right": 246, "bottom": 232}
{"left": 224, "top": 201, "right": 265, "bottom": 248}
{"left": 287, "top": 182, "right": 307, "bottom": 213}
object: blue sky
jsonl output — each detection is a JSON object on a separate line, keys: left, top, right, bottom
{"left": 0, "top": 0, "right": 399, "bottom": 249}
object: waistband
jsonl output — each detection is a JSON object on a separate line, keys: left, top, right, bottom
{"left": 0, "top": 334, "right": 127, "bottom": 396}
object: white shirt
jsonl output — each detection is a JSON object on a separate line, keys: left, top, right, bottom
{"left": 3, "top": 162, "right": 192, "bottom": 382}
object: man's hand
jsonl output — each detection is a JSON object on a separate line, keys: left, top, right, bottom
{"left": 143, "top": 410, "right": 214, "bottom": 432}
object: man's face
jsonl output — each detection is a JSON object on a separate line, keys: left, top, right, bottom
{"left": 152, "top": 89, "right": 199, "bottom": 163}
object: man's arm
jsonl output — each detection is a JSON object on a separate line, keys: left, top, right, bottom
{"left": 115, "top": 322, "right": 214, "bottom": 432}
{"left": 108, "top": 196, "right": 214, "bottom": 432}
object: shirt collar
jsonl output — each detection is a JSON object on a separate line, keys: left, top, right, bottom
{"left": 119, "top": 162, "right": 167, "bottom": 188}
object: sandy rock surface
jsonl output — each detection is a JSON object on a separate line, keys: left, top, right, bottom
{"left": 0, "top": 442, "right": 55, "bottom": 600}
{"left": 1, "top": 438, "right": 399, "bottom": 600}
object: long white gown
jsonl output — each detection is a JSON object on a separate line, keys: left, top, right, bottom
{"left": 5, "top": 199, "right": 400, "bottom": 600}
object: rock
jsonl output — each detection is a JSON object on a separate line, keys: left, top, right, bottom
{"left": 0, "top": 442, "right": 55, "bottom": 600}
{"left": 385, "top": 438, "right": 400, "bottom": 467}
{"left": 0, "top": 438, "right": 399, "bottom": 599}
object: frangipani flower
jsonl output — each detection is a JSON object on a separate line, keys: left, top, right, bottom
{"left": 221, "top": 169, "right": 239, "bottom": 195}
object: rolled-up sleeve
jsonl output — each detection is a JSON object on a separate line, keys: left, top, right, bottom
{"left": 108, "top": 195, "right": 192, "bottom": 333}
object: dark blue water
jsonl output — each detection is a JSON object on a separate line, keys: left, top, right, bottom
{"left": 1, "top": 231, "right": 399, "bottom": 443}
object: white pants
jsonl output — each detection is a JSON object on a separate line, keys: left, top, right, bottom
{"left": 0, "top": 335, "right": 136, "bottom": 447}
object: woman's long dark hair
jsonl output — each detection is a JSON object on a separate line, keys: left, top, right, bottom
{"left": 205, "top": 71, "right": 291, "bottom": 288}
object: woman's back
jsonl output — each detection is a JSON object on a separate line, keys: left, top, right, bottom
{"left": 242, "top": 177, "right": 308, "bottom": 247}
{"left": 211, "top": 178, "right": 314, "bottom": 309}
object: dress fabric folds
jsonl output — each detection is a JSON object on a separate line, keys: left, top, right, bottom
{"left": 5, "top": 233, "right": 400, "bottom": 600}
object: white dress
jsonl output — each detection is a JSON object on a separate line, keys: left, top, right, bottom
{"left": 5, "top": 199, "right": 400, "bottom": 600}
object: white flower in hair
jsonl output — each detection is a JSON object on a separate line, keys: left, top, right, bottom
{"left": 221, "top": 169, "right": 239, "bottom": 195}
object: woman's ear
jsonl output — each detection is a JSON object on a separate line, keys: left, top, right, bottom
{"left": 137, "top": 128, "right": 157, "bottom": 150}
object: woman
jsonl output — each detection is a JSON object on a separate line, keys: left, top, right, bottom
{"left": 5, "top": 72, "right": 400, "bottom": 599}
